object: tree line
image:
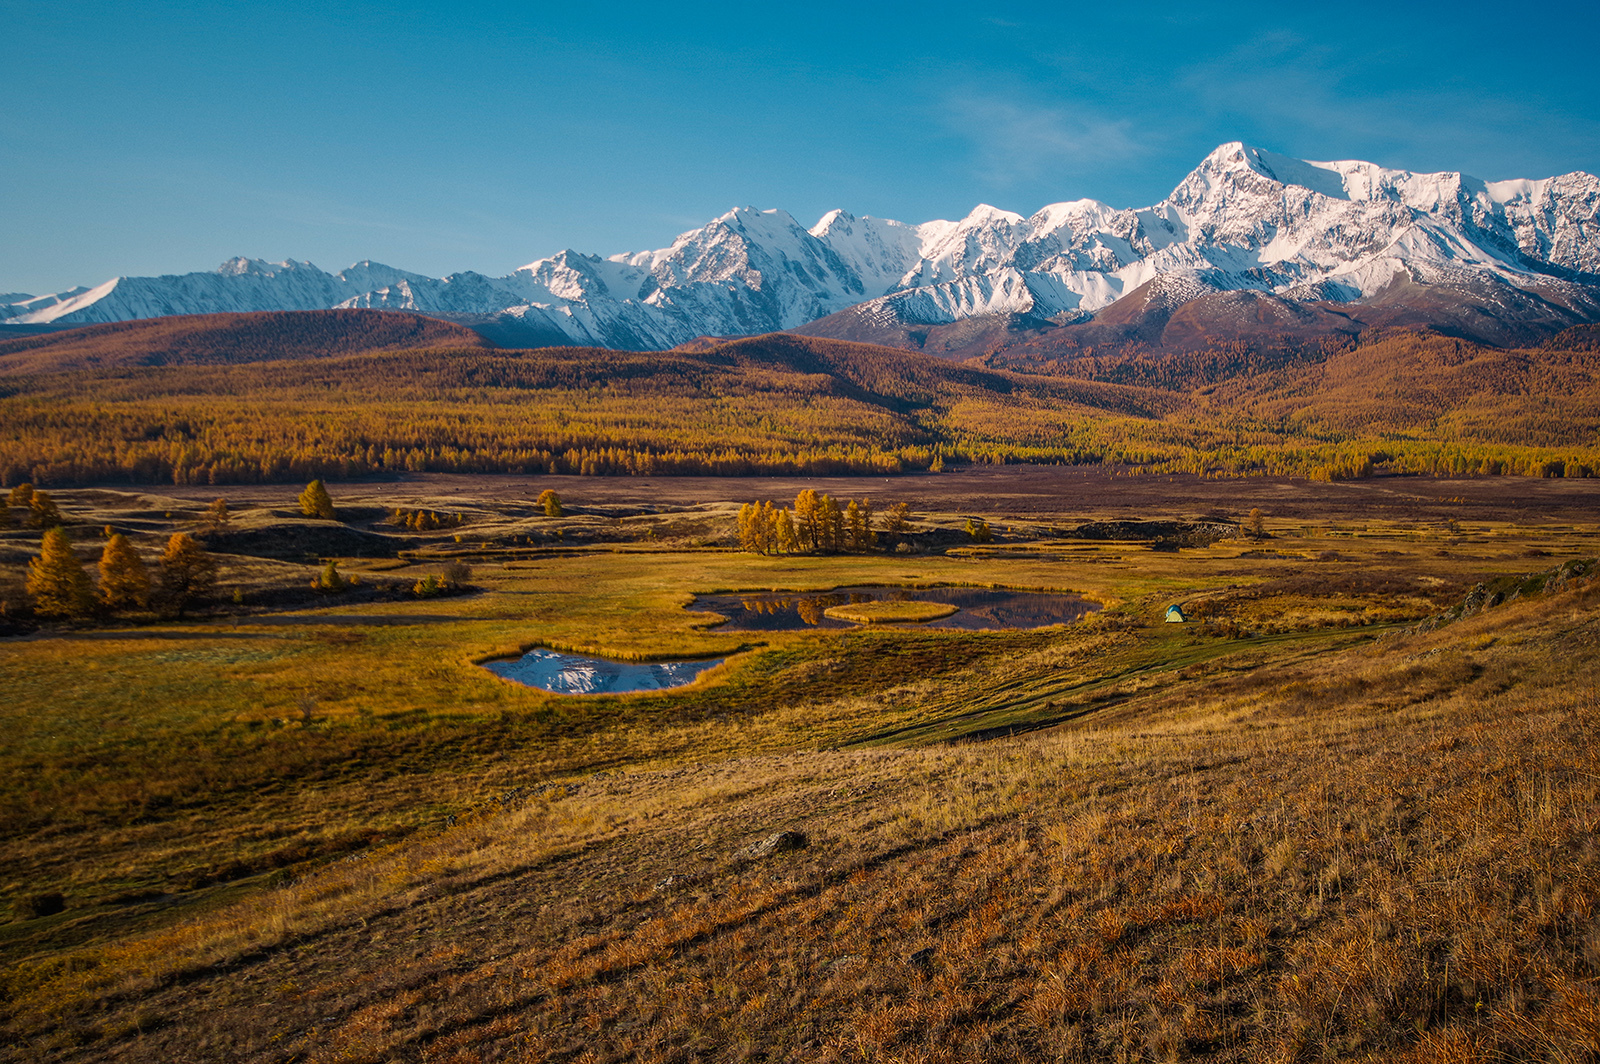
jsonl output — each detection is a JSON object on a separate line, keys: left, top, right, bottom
{"left": 5, "top": 330, "right": 1600, "bottom": 489}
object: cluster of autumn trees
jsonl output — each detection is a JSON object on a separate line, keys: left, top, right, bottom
{"left": 0, "top": 483, "right": 64, "bottom": 530}
{"left": 737, "top": 490, "right": 912, "bottom": 555}
{"left": 389, "top": 507, "right": 467, "bottom": 531}
{"left": 24, "top": 526, "right": 217, "bottom": 620}
{"left": 4, "top": 474, "right": 498, "bottom": 624}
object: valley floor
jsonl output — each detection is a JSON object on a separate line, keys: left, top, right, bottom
{"left": 2, "top": 471, "right": 1598, "bottom": 1061}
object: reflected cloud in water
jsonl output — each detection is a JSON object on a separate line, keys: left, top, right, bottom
{"left": 693, "top": 585, "right": 1098, "bottom": 631}
{"left": 483, "top": 649, "right": 723, "bottom": 695}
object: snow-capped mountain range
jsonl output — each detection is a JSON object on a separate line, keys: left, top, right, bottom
{"left": 8, "top": 143, "right": 1600, "bottom": 350}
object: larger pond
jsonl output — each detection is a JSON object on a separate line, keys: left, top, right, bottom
{"left": 483, "top": 648, "right": 723, "bottom": 695}
{"left": 692, "top": 585, "right": 1098, "bottom": 632}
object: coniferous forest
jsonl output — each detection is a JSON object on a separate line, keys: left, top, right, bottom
{"left": 3, "top": 315, "right": 1600, "bottom": 489}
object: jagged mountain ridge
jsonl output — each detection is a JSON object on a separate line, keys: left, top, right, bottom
{"left": 8, "top": 143, "right": 1600, "bottom": 350}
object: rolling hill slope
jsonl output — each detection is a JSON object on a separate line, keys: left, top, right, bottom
{"left": 0, "top": 309, "right": 490, "bottom": 376}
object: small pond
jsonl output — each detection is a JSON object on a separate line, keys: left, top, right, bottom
{"left": 483, "top": 648, "right": 723, "bottom": 695}
{"left": 692, "top": 585, "right": 1099, "bottom": 632}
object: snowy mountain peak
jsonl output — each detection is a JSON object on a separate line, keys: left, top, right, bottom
{"left": 958, "top": 203, "right": 1028, "bottom": 226}
{"left": 9, "top": 144, "right": 1600, "bottom": 346}
{"left": 216, "top": 257, "right": 318, "bottom": 278}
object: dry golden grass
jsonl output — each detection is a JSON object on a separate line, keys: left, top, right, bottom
{"left": 3, "top": 480, "right": 1599, "bottom": 1062}
{"left": 5, "top": 561, "right": 1600, "bottom": 1061}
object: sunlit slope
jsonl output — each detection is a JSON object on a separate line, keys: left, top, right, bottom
{"left": 7, "top": 553, "right": 1598, "bottom": 1061}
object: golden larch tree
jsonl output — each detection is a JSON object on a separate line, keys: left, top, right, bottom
{"left": 157, "top": 533, "right": 218, "bottom": 617}
{"left": 28, "top": 491, "right": 63, "bottom": 529}
{"left": 298, "top": 479, "right": 336, "bottom": 520}
{"left": 1248, "top": 508, "right": 1266, "bottom": 540}
{"left": 793, "top": 489, "right": 821, "bottom": 551}
{"left": 27, "top": 528, "right": 94, "bottom": 619}
{"left": 98, "top": 533, "right": 151, "bottom": 611}
{"left": 773, "top": 508, "right": 798, "bottom": 554}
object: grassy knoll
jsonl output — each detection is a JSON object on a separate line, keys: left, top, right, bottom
{"left": 822, "top": 600, "right": 961, "bottom": 624}
{"left": 1, "top": 480, "right": 1598, "bottom": 1060}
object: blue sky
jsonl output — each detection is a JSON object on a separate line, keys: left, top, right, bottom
{"left": 4, "top": 0, "right": 1598, "bottom": 295}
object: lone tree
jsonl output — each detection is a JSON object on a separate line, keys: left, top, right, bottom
{"left": 157, "top": 533, "right": 217, "bottom": 617}
{"left": 537, "top": 489, "right": 563, "bottom": 518}
{"left": 98, "top": 533, "right": 151, "bottom": 611}
{"left": 7, "top": 483, "right": 34, "bottom": 509}
{"left": 298, "top": 479, "right": 337, "bottom": 520}
{"left": 203, "top": 498, "right": 232, "bottom": 531}
{"left": 27, "top": 528, "right": 94, "bottom": 619}
{"left": 1247, "top": 508, "right": 1266, "bottom": 540}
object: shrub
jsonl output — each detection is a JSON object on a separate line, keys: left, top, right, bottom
{"left": 538, "top": 489, "right": 563, "bottom": 518}
{"left": 313, "top": 559, "right": 347, "bottom": 592}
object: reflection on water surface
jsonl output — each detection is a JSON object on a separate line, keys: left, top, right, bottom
{"left": 483, "top": 649, "right": 723, "bottom": 695}
{"left": 692, "top": 585, "right": 1098, "bottom": 631}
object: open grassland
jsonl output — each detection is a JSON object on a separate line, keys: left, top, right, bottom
{"left": 1, "top": 475, "right": 1598, "bottom": 1060}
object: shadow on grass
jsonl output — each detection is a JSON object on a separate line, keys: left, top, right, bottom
{"left": 5, "top": 629, "right": 272, "bottom": 642}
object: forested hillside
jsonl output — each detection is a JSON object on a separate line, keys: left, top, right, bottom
{"left": 2, "top": 313, "right": 1599, "bottom": 488}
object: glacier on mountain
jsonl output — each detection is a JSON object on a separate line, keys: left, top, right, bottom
{"left": 7, "top": 143, "right": 1599, "bottom": 348}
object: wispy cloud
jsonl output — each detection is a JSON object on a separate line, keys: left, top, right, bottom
{"left": 941, "top": 92, "right": 1147, "bottom": 188}
{"left": 1172, "top": 32, "right": 1600, "bottom": 178}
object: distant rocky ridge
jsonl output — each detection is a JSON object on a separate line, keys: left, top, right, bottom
{"left": 8, "top": 143, "right": 1600, "bottom": 354}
